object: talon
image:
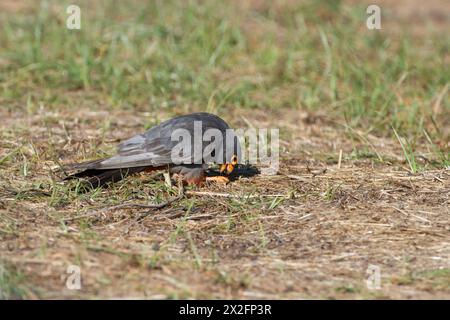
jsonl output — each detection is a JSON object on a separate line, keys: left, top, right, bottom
{"left": 206, "top": 176, "right": 230, "bottom": 184}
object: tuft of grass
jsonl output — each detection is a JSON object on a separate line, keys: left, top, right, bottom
{"left": 335, "top": 284, "right": 360, "bottom": 294}
{"left": 392, "top": 268, "right": 450, "bottom": 291}
{"left": 392, "top": 126, "right": 419, "bottom": 173}
{"left": 0, "top": 262, "right": 30, "bottom": 299}
{"left": 423, "top": 129, "right": 450, "bottom": 169}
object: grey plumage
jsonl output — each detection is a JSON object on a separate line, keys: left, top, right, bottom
{"left": 65, "top": 112, "right": 241, "bottom": 188}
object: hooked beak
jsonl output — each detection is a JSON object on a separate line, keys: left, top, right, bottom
{"left": 220, "top": 163, "right": 235, "bottom": 175}
{"left": 219, "top": 155, "right": 238, "bottom": 175}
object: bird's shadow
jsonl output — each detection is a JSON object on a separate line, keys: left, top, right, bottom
{"left": 206, "top": 164, "right": 260, "bottom": 181}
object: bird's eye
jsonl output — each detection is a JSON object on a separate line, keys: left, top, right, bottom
{"left": 231, "top": 155, "right": 238, "bottom": 164}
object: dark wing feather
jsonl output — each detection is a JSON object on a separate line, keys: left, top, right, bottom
{"left": 64, "top": 167, "right": 148, "bottom": 188}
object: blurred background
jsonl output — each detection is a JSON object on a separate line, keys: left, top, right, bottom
{"left": 1, "top": 0, "right": 448, "bottom": 144}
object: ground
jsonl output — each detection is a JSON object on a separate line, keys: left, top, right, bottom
{"left": 0, "top": 0, "right": 449, "bottom": 299}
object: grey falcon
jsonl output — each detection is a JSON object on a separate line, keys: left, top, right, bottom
{"left": 65, "top": 112, "right": 242, "bottom": 188}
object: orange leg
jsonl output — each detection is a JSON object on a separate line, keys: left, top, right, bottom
{"left": 205, "top": 176, "right": 230, "bottom": 184}
{"left": 173, "top": 174, "right": 229, "bottom": 186}
{"left": 172, "top": 173, "right": 205, "bottom": 187}
{"left": 171, "top": 169, "right": 230, "bottom": 186}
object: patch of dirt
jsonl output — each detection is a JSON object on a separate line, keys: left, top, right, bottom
{"left": 1, "top": 105, "right": 449, "bottom": 299}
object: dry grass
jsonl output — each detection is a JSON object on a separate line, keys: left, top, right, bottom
{"left": 1, "top": 106, "right": 449, "bottom": 299}
{"left": 0, "top": 0, "right": 449, "bottom": 299}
